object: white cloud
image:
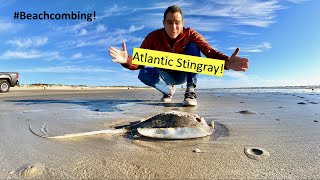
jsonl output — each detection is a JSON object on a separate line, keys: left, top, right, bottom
{"left": 184, "top": 18, "right": 223, "bottom": 32}
{"left": 99, "top": 0, "right": 190, "bottom": 19}
{"left": 235, "top": 19, "right": 275, "bottom": 28}
{"left": 0, "top": 0, "right": 15, "bottom": 8}
{"left": 114, "top": 25, "right": 145, "bottom": 35}
{"left": 206, "top": 0, "right": 283, "bottom": 17}
{"left": 96, "top": 24, "right": 106, "bottom": 32}
{"left": 197, "top": 72, "right": 320, "bottom": 88}
{"left": 19, "top": 65, "right": 116, "bottom": 73}
{"left": 0, "top": 20, "right": 24, "bottom": 32}
{"left": 71, "top": 38, "right": 105, "bottom": 48}
{"left": 77, "top": 29, "right": 87, "bottom": 36}
{"left": 56, "top": 21, "right": 90, "bottom": 33}
{"left": 228, "top": 42, "right": 271, "bottom": 53}
{"left": 6, "top": 36, "right": 48, "bottom": 48}
{"left": 129, "top": 13, "right": 163, "bottom": 29}
{"left": 189, "top": 0, "right": 283, "bottom": 28}
{"left": 0, "top": 50, "right": 59, "bottom": 60}
{"left": 103, "top": 35, "right": 143, "bottom": 47}
{"left": 196, "top": 71, "right": 250, "bottom": 88}
{"left": 56, "top": 16, "right": 143, "bottom": 48}
{"left": 102, "top": 4, "right": 133, "bottom": 17}
{"left": 0, "top": 21, "right": 14, "bottom": 31}
{"left": 61, "top": 25, "right": 144, "bottom": 49}
{"left": 128, "top": 25, "right": 144, "bottom": 32}
{"left": 227, "top": 29, "right": 259, "bottom": 36}
{"left": 56, "top": 23, "right": 144, "bottom": 51}
{"left": 285, "top": 0, "right": 309, "bottom": 3}
{"left": 71, "top": 53, "right": 82, "bottom": 59}
{"left": 224, "top": 71, "right": 248, "bottom": 79}
{"left": 0, "top": 49, "right": 103, "bottom": 62}
{"left": 130, "top": 0, "right": 289, "bottom": 33}
{"left": 134, "top": 0, "right": 193, "bottom": 11}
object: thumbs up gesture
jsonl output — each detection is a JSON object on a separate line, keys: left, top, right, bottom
{"left": 226, "top": 48, "right": 249, "bottom": 72}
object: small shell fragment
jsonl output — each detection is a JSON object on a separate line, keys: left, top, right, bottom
{"left": 244, "top": 147, "right": 270, "bottom": 161}
{"left": 193, "top": 148, "right": 203, "bottom": 153}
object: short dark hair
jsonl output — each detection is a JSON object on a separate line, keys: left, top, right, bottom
{"left": 164, "top": 5, "right": 183, "bottom": 20}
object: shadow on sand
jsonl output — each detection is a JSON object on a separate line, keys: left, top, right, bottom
{"left": 5, "top": 99, "right": 151, "bottom": 112}
{"left": 6, "top": 99, "right": 197, "bottom": 112}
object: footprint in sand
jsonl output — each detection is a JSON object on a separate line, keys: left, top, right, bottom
{"left": 171, "top": 107, "right": 182, "bottom": 111}
{"left": 309, "top": 102, "right": 318, "bottom": 104}
{"left": 8, "top": 162, "right": 46, "bottom": 179}
{"left": 237, "top": 110, "right": 257, "bottom": 114}
{"left": 297, "top": 102, "right": 307, "bottom": 105}
{"left": 313, "top": 120, "right": 318, "bottom": 123}
{"left": 244, "top": 147, "right": 270, "bottom": 161}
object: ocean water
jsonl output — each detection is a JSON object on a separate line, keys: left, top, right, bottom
{"left": 195, "top": 87, "right": 320, "bottom": 94}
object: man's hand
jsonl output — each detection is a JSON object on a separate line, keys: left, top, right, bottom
{"left": 226, "top": 48, "right": 248, "bottom": 72}
{"left": 109, "top": 42, "right": 128, "bottom": 64}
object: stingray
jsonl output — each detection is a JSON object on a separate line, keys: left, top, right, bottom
{"left": 29, "top": 111, "right": 215, "bottom": 139}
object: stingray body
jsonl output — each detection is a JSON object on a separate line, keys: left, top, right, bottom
{"left": 129, "top": 111, "right": 214, "bottom": 139}
{"left": 30, "top": 111, "right": 214, "bottom": 139}
{"left": 130, "top": 111, "right": 212, "bottom": 130}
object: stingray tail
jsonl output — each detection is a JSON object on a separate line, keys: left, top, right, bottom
{"left": 29, "top": 124, "right": 127, "bottom": 139}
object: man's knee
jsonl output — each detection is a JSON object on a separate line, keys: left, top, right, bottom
{"left": 138, "top": 68, "right": 147, "bottom": 81}
{"left": 138, "top": 68, "right": 159, "bottom": 86}
{"left": 185, "top": 43, "right": 200, "bottom": 57}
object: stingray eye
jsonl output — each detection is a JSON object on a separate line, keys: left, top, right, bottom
{"left": 196, "top": 118, "right": 201, "bottom": 122}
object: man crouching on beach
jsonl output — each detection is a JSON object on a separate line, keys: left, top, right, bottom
{"left": 109, "top": 5, "right": 248, "bottom": 106}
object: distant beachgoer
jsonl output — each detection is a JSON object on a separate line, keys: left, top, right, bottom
{"left": 109, "top": 5, "right": 248, "bottom": 106}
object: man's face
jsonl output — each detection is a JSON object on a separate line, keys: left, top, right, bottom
{"left": 163, "top": 12, "right": 184, "bottom": 39}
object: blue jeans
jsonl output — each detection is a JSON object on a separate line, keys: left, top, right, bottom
{"left": 138, "top": 43, "right": 200, "bottom": 95}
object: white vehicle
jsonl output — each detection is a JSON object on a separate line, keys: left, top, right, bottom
{"left": 0, "top": 72, "right": 19, "bottom": 93}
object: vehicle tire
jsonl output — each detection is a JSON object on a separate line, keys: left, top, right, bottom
{"left": 0, "top": 80, "right": 10, "bottom": 93}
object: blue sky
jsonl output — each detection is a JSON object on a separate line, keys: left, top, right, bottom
{"left": 0, "top": 0, "right": 319, "bottom": 88}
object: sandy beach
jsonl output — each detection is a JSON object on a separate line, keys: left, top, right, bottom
{"left": 0, "top": 86, "right": 319, "bottom": 179}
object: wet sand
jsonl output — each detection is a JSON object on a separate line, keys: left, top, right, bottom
{"left": 1, "top": 87, "right": 319, "bottom": 179}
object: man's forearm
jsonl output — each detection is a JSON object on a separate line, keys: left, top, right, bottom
{"left": 224, "top": 58, "right": 230, "bottom": 70}
{"left": 120, "top": 55, "right": 143, "bottom": 70}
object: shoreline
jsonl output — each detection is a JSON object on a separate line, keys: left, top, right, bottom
{"left": 12, "top": 84, "right": 152, "bottom": 90}
{"left": 13, "top": 83, "right": 320, "bottom": 90}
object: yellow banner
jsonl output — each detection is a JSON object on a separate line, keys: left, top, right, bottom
{"left": 132, "top": 48, "right": 225, "bottom": 77}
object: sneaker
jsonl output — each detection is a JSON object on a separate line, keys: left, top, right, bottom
{"left": 161, "top": 85, "right": 176, "bottom": 102}
{"left": 182, "top": 91, "right": 197, "bottom": 106}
